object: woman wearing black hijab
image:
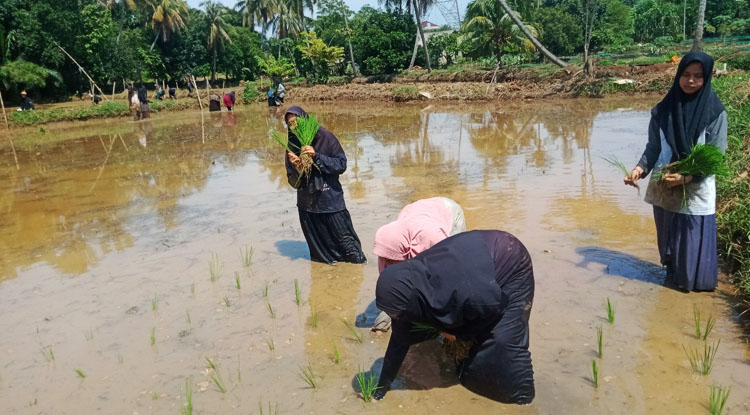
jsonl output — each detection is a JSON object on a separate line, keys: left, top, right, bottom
{"left": 284, "top": 106, "right": 367, "bottom": 264}
{"left": 625, "top": 52, "right": 727, "bottom": 292}
{"left": 374, "top": 230, "right": 535, "bottom": 404}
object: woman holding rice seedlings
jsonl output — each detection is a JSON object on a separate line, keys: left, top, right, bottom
{"left": 373, "top": 230, "right": 535, "bottom": 404}
{"left": 370, "top": 197, "right": 466, "bottom": 332}
{"left": 624, "top": 51, "right": 727, "bottom": 292}
{"left": 284, "top": 106, "right": 367, "bottom": 264}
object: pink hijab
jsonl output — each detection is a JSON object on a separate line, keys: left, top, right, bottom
{"left": 373, "top": 197, "right": 453, "bottom": 272}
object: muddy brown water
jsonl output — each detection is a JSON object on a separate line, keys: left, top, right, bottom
{"left": 1, "top": 100, "right": 748, "bottom": 414}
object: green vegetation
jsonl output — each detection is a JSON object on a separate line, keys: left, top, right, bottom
{"left": 266, "top": 338, "right": 275, "bottom": 351}
{"left": 75, "top": 369, "right": 86, "bottom": 378}
{"left": 258, "top": 399, "right": 279, "bottom": 415}
{"left": 392, "top": 85, "right": 420, "bottom": 102}
{"left": 654, "top": 144, "right": 729, "bottom": 181}
{"left": 331, "top": 343, "right": 341, "bottom": 363}
{"left": 596, "top": 326, "right": 603, "bottom": 358}
{"left": 235, "top": 272, "right": 241, "bottom": 290}
{"left": 606, "top": 298, "right": 615, "bottom": 325}
{"left": 151, "top": 328, "right": 156, "bottom": 346}
{"left": 183, "top": 379, "right": 193, "bottom": 415}
{"left": 294, "top": 279, "right": 302, "bottom": 305}
{"left": 240, "top": 245, "right": 254, "bottom": 267}
{"left": 342, "top": 318, "right": 363, "bottom": 343}
{"left": 694, "top": 305, "right": 716, "bottom": 341}
{"left": 298, "top": 362, "right": 319, "bottom": 388}
{"left": 357, "top": 367, "right": 378, "bottom": 402}
{"left": 266, "top": 301, "right": 276, "bottom": 318}
{"left": 152, "top": 295, "right": 159, "bottom": 311}
{"left": 684, "top": 340, "right": 720, "bottom": 375}
{"left": 310, "top": 307, "right": 320, "bottom": 329}
{"left": 591, "top": 360, "right": 598, "bottom": 388}
{"left": 41, "top": 347, "right": 55, "bottom": 363}
{"left": 710, "top": 385, "right": 731, "bottom": 415}
{"left": 209, "top": 252, "right": 222, "bottom": 282}
{"left": 411, "top": 322, "right": 441, "bottom": 339}
{"left": 205, "top": 357, "right": 227, "bottom": 393}
{"left": 223, "top": 296, "right": 231, "bottom": 308}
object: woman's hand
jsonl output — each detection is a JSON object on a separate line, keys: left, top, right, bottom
{"left": 301, "top": 146, "right": 315, "bottom": 158}
{"left": 441, "top": 332, "right": 456, "bottom": 342}
{"left": 624, "top": 166, "right": 644, "bottom": 187}
{"left": 288, "top": 152, "right": 303, "bottom": 172}
{"left": 663, "top": 173, "right": 692, "bottom": 188}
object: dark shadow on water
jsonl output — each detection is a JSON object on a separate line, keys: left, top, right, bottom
{"left": 575, "top": 246, "right": 676, "bottom": 288}
{"left": 274, "top": 240, "right": 310, "bottom": 260}
{"left": 356, "top": 300, "right": 380, "bottom": 328}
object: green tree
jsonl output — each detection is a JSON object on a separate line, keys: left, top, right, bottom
{"left": 0, "top": 60, "right": 62, "bottom": 91}
{"left": 201, "top": 0, "right": 232, "bottom": 82}
{"left": 147, "top": 0, "right": 189, "bottom": 50}
{"left": 297, "top": 31, "right": 344, "bottom": 82}
{"left": 221, "top": 26, "right": 263, "bottom": 80}
{"left": 77, "top": 4, "right": 118, "bottom": 83}
{"left": 350, "top": 6, "right": 415, "bottom": 75}
{"left": 256, "top": 53, "right": 296, "bottom": 78}
{"left": 535, "top": 6, "right": 583, "bottom": 56}
{"left": 633, "top": 0, "right": 681, "bottom": 42}
{"left": 312, "top": 0, "right": 357, "bottom": 74}
{"left": 592, "top": 0, "right": 634, "bottom": 51}
{"left": 463, "top": 0, "right": 539, "bottom": 62}
{"left": 235, "top": 0, "right": 274, "bottom": 28}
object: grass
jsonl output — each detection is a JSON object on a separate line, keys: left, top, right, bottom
{"left": 75, "top": 369, "right": 86, "bottom": 378}
{"left": 357, "top": 366, "right": 378, "bottom": 402}
{"left": 341, "top": 318, "right": 363, "bottom": 343}
{"left": 151, "top": 328, "right": 156, "bottom": 346}
{"left": 152, "top": 295, "right": 158, "bottom": 311}
{"left": 233, "top": 272, "right": 241, "bottom": 290}
{"left": 240, "top": 245, "right": 254, "bottom": 267}
{"left": 684, "top": 339, "right": 721, "bottom": 375}
{"left": 298, "top": 362, "right": 319, "bottom": 388}
{"left": 710, "top": 385, "right": 731, "bottom": 415}
{"left": 591, "top": 360, "right": 598, "bottom": 388}
{"left": 41, "top": 347, "right": 55, "bottom": 363}
{"left": 703, "top": 315, "right": 716, "bottom": 341}
{"left": 294, "top": 279, "right": 302, "bottom": 305}
{"left": 694, "top": 304, "right": 716, "bottom": 340}
{"left": 183, "top": 379, "right": 193, "bottom": 415}
{"left": 596, "top": 326, "right": 603, "bottom": 358}
{"left": 209, "top": 252, "right": 222, "bottom": 282}
{"left": 266, "top": 301, "right": 276, "bottom": 318}
{"left": 331, "top": 342, "right": 341, "bottom": 364}
{"left": 10, "top": 101, "right": 130, "bottom": 125}
{"left": 223, "top": 296, "right": 231, "bottom": 308}
{"left": 310, "top": 307, "right": 319, "bottom": 329}
{"left": 205, "top": 357, "right": 227, "bottom": 393}
{"left": 606, "top": 298, "right": 615, "bottom": 325}
{"left": 392, "top": 85, "right": 420, "bottom": 102}
{"left": 266, "top": 338, "right": 275, "bottom": 351}
{"left": 190, "top": 283, "right": 195, "bottom": 295}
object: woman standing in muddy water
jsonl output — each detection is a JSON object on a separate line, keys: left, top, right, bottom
{"left": 284, "top": 106, "right": 367, "bottom": 264}
{"left": 625, "top": 51, "right": 727, "bottom": 292}
{"left": 374, "top": 230, "right": 535, "bottom": 404}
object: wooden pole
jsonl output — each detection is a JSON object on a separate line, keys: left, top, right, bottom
{"left": 55, "top": 42, "right": 110, "bottom": 101}
{"left": 191, "top": 75, "right": 203, "bottom": 110}
{"left": 112, "top": 82, "right": 116, "bottom": 100}
{"left": 0, "top": 89, "right": 19, "bottom": 170}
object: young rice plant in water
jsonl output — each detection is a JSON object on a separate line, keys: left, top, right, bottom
{"left": 684, "top": 339, "right": 720, "bottom": 375}
{"left": 298, "top": 362, "right": 318, "bottom": 388}
{"left": 596, "top": 326, "right": 603, "bottom": 358}
{"left": 591, "top": 360, "right": 598, "bottom": 388}
{"left": 209, "top": 252, "right": 222, "bottom": 282}
{"left": 602, "top": 156, "right": 639, "bottom": 192}
{"left": 331, "top": 342, "right": 341, "bottom": 364}
{"left": 294, "top": 279, "right": 302, "bottom": 305}
{"left": 205, "top": 357, "right": 227, "bottom": 393}
{"left": 183, "top": 379, "right": 193, "bottom": 415}
{"left": 342, "top": 318, "right": 363, "bottom": 343}
{"left": 240, "top": 245, "right": 254, "bottom": 267}
{"left": 357, "top": 366, "right": 378, "bottom": 402}
{"left": 606, "top": 298, "right": 615, "bottom": 324}
{"left": 709, "top": 385, "right": 730, "bottom": 415}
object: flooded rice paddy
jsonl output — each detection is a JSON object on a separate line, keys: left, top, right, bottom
{"left": 1, "top": 99, "right": 749, "bottom": 414}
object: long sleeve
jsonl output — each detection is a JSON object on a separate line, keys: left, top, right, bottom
{"left": 637, "top": 116, "right": 662, "bottom": 176}
{"left": 376, "top": 319, "right": 433, "bottom": 395}
{"left": 691, "top": 111, "right": 728, "bottom": 184}
{"left": 314, "top": 139, "right": 347, "bottom": 175}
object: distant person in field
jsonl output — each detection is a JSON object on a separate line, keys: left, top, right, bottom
{"left": 267, "top": 87, "right": 280, "bottom": 107}
{"left": 19, "top": 90, "right": 34, "bottom": 111}
{"left": 137, "top": 84, "right": 150, "bottom": 119}
{"left": 374, "top": 230, "right": 535, "bottom": 404}
{"left": 128, "top": 86, "right": 141, "bottom": 121}
{"left": 284, "top": 105, "right": 366, "bottom": 264}
{"left": 223, "top": 91, "right": 234, "bottom": 111}
{"left": 155, "top": 87, "right": 165, "bottom": 101}
{"left": 625, "top": 51, "right": 727, "bottom": 292}
{"left": 209, "top": 92, "right": 221, "bottom": 112}
{"left": 274, "top": 78, "right": 285, "bottom": 103}
{"left": 370, "top": 197, "right": 466, "bottom": 331}
{"left": 168, "top": 86, "right": 176, "bottom": 99}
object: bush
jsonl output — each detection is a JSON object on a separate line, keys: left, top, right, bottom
{"left": 725, "top": 52, "right": 750, "bottom": 71}
{"left": 599, "top": 59, "right": 615, "bottom": 66}
{"left": 241, "top": 83, "right": 260, "bottom": 103}
{"left": 362, "top": 56, "right": 386, "bottom": 76}
{"left": 392, "top": 85, "right": 420, "bottom": 102}
{"left": 10, "top": 101, "right": 129, "bottom": 125}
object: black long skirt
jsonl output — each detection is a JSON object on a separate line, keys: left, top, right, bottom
{"left": 298, "top": 208, "right": 366, "bottom": 264}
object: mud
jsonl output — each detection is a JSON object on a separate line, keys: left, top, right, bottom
{"left": 1, "top": 100, "right": 749, "bottom": 414}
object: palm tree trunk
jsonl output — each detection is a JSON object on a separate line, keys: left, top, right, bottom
{"left": 150, "top": 31, "right": 160, "bottom": 51}
{"left": 496, "top": 0, "right": 568, "bottom": 69}
{"left": 212, "top": 48, "right": 217, "bottom": 83}
{"left": 409, "top": 30, "right": 420, "bottom": 69}
{"left": 691, "top": 0, "right": 706, "bottom": 51}
{"left": 412, "top": 0, "right": 432, "bottom": 72}
{"left": 344, "top": 13, "right": 358, "bottom": 75}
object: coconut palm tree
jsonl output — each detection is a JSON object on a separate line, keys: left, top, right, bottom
{"left": 691, "top": 0, "right": 706, "bottom": 51}
{"left": 235, "top": 0, "right": 274, "bottom": 28}
{"left": 463, "top": 0, "right": 537, "bottom": 61}
{"left": 265, "top": 0, "right": 303, "bottom": 41}
{"left": 378, "top": 0, "right": 433, "bottom": 72}
{"left": 495, "top": 0, "right": 566, "bottom": 68}
{"left": 147, "top": 0, "right": 189, "bottom": 50}
{"left": 201, "top": 0, "right": 232, "bottom": 83}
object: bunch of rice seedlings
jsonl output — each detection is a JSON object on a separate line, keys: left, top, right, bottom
{"left": 606, "top": 298, "right": 615, "bottom": 325}
{"left": 410, "top": 322, "right": 441, "bottom": 339}
{"left": 702, "top": 315, "right": 716, "bottom": 341}
{"left": 294, "top": 279, "right": 302, "bottom": 306}
{"left": 205, "top": 357, "right": 227, "bottom": 393}
{"left": 298, "top": 362, "right": 318, "bottom": 388}
{"left": 341, "top": 318, "right": 363, "bottom": 343}
{"left": 291, "top": 115, "right": 320, "bottom": 179}
{"left": 357, "top": 366, "right": 378, "bottom": 402}
{"left": 209, "top": 252, "right": 222, "bottom": 282}
{"left": 709, "top": 385, "right": 731, "bottom": 415}
{"left": 183, "top": 379, "right": 193, "bottom": 415}
{"left": 684, "top": 339, "right": 720, "bottom": 375}
{"left": 597, "top": 326, "right": 603, "bottom": 358}
{"left": 654, "top": 144, "right": 729, "bottom": 180}
{"left": 591, "top": 360, "right": 598, "bottom": 388}
{"left": 240, "top": 245, "right": 254, "bottom": 267}
{"left": 602, "top": 156, "right": 639, "bottom": 191}
{"left": 41, "top": 347, "right": 55, "bottom": 363}
{"left": 270, "top": 130, "right": 294, "bottom": 153}
{"left": 262, "top": 281, "right": 269, "bottom": 298}
{"left": 266, "top": 338, "right": 275, "bottom": 351}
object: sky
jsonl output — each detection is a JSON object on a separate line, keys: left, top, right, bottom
{"left": 186, "top": 0, "right": 471, "bottom": 28}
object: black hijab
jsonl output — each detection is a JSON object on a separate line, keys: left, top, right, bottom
{"left": 653, "top": 51, "right": 725, "bottom": 160}
{"left": 284, "top": 105, "right": 340, "bottom": 156}
{"left": 376, "top": 231, "right": 507, "bottom": 338}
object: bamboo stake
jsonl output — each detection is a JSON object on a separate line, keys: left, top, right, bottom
{"left": 54, "top": 42, "right": 110, "bottom": 101}
{"left": 0, "top": 89, "right": 19, "bottom": 170}
{"left": 112, "top": 82, "right": 116, "bottom": 99}
{"left": 191, "top": 75, "right": 203, "bottom": 110}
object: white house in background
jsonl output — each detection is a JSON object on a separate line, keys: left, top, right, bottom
{"left": 417, "top": 20, "right": 456, "bottom": 47}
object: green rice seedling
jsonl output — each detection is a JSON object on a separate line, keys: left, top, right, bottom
{"left": 653, "top": 144, "right": 729, "bottom": 180}
{"left": 294, "top": 279, "right": 302, "bottom": 305}
{"left": 183, "top": 379, "right": 193, "bottom": 415}
{"left": 258, "top": 398, "right": 279, "bottom": 415}
{"left": 237, "top": 355, "right": 242, "bottom": 383}
{"left": 152, "top": 295, "right": 158, "bottom": 311}
{"left": 289, "top": 115, "right": 321, "bottom": 180}
{"left": 271, "top": 130, "right": 294, "bottom": 152}
{"left": 235, "top": 272, "right": 241, "bottom": 290}
{"left": 683, "top": 339, "right": 720, "bottom": 375}
{"left": 411, "top": 322, "right": 441, "bottom": 339}
{"left": 117, "top": 353, "right": 124, "bottom": 364}
{"left": 85, "top": 329, "right": 94, "bottom": 341}
{"left": 186, "top": 311, "right": 192, "bottom": 326}
{"left": 266, "top": 301, "right": 276, "bottom": 318}
{"left": 262, "top": 281, "right": 269, "bottom": 298}
{"left": 152, "top": 391, "right": 159, "bottom": 400}
{"left": 606, "top": 298, "right": 615, "bottom": 325}
{"left": 597, "top": 326, "right": 603, "bottom": 358}
{"left": 591, "top": 360, "right": 598, "bottom": 388}
{"left": 75, "top": 369, "right": 86, "bottom": 378}
{"left": 331, "top": 343, "right": 341, "bottom": 364}
{"left": 703, "top": 315, "right": 716, "bottom": 341}
{"left": 209, "top": 252, "right": 222, "bottom": 282}
{"left": 298, "top": 362, "right": 319, "bottom": 388}
{"left": 709, "top": 385, "right": 731, "bottom": 415}
{"left": 240, "top": 245, "right": 254, "bottom": 267}
{"left": 190, "top": 283, "right": 195, "bottom": 295}
{"left": 266, "top": 338, "right": 275, "bottom": 351}
{"left": 151, "top": 328, "right": 156, "bottom": 346}
{"left": 694, "top": 304, "right": 702, "bottom": 338}
{"left": 602, "top": 156, "right": 639, "bottom": 191}
{"left": 357, "top": 366, "right": 378, "bottom": 402}
{"left": 310, "top": 307, "right": 319, "bottom": 329}
{"left": 205, "top": 357, "right": 227, "bottom": 393}
{"left": 223, "top": 296, "right": 231, "bottom": 308}
{"left": 341, "top": 318, "right": 363, "bottom": 343}
{"left": 41, "top": 347, "right": 55, "bottom": 363}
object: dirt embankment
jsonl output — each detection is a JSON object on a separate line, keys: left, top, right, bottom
{"left": 290, "top": 63, "right": 677, "bottom": 102}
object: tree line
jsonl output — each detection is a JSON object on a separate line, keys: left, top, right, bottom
{"left": 0, "top": 0, "right": 748, "bottom": 101}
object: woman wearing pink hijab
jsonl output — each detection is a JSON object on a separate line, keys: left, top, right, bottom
{"left": 371, "top": 197, "right": 466, "bottom": 331}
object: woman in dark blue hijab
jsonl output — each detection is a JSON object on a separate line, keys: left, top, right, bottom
{"left": 374, "top": 230, "right": 535, "bottom": 404}
{"left": 625, "top": 52, "right": 727, "bottom": 291}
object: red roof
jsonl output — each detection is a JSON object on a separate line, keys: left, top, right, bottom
{"left": 421, "top": 21, "right": 439, "bottom": 28}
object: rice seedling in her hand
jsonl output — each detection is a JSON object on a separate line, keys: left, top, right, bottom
{"left": 240, "top": 245, "right": 254, "bottom": 267}
{"left": 606, "top": 298, "right": 615, "bottom": 325}
{"left": 290, "top": 115, "right": 321, "bottom": 179}
{"left": 683, "top": 339, "right": 720, "bottom": 375}
{"left": 266, "top": 301, "right": 276, "bottom": 318}
{"left": 341, "top": 318, "right": 363, "bottom": 343}
{"left": 209, "top": 252, "right": 222, "bottom": 282}
{"left": 591, "top": 360, "right": 598, "bottom": 388}
{"left": 331, "top": 343, "right": 341, "bottom": 364}
{"left": 357, "top": 366, "right": 378, "bottom": 402}
{"left": 298, "top": 362, "right": 319, "bottom": 388}
{"left": 602, "top": 156, "right": 639, "bottom": 192}
{"left": 709, "top": 385, "right": 731, "bottom": 415}
{"left": 294, "top": 279, "right": 302, "bottom": 305}
{"left": 75, "top": 369, "right": 86, "bottom": 378}
{"left": 205, "top": 357, "right": 227, "bottom": 393}
{"left": 235, "top": 272, "right": 241, "bottom": 290}
{"left": 271, "top": 130, "right": 294, "bottom": 153}
{"left": 653, "top": 144, "right": 729, "bottom": 180}
{"left": 183, "top": 379, "right": 193, "bottom": 415}
{"left": 597, "top": 326, "right": 603, "bottom": 358}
